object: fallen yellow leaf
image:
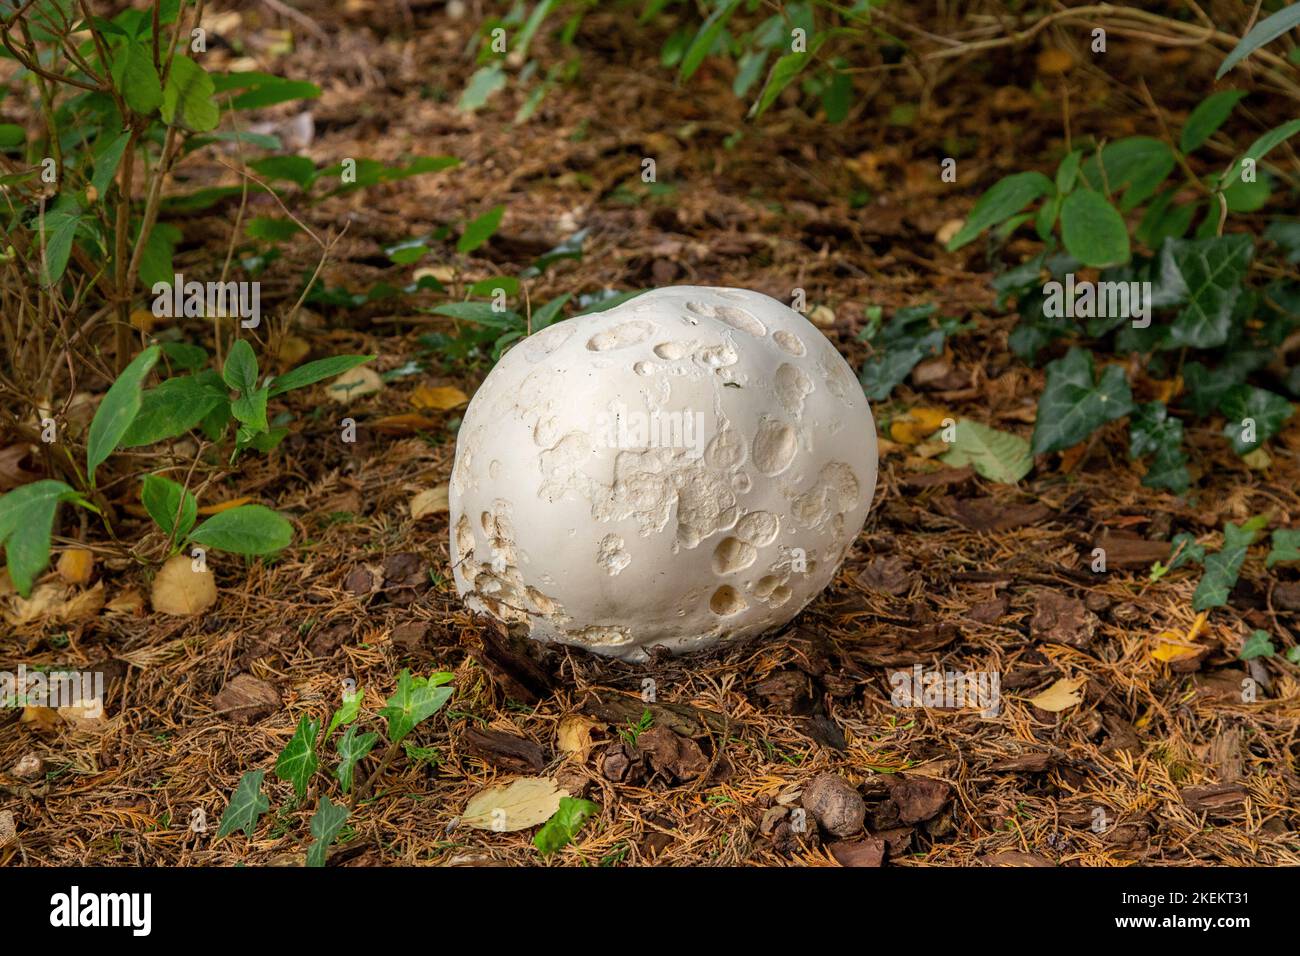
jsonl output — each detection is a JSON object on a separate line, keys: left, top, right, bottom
{"left": 277, "top": 335, "right": 311, "bottom": 366}
{"left": 129, "top": 308, "right": 156, "bottom": 332}
{"left": 1027, "top": 676, "right": 1087, "bottom": 712}
{"left": 1150, "top": 611, "right": 1210, "bottom": 662}
{"left": 1036, "top": 47, "right": 1074, "bottom": 76}
{"left": 1151, "top": 634, "right": 1201, "bottom": 663}
{"left": 1151, "top": 376, "right": 1182, "bottom": 404}
{"left": 151, "top": 554, "right": 217, "bottom": 616}
{"left": 461, "top": 776, "right": 569, "bottom": 831}
{"left": 328, "top": 366, "right": 384, "bottom": 403}
{"left": 889, "top": 407, "right": 950, "bottom": 445}
{"left": 56, "top": 548, "right": 95, "bottom": 586}
{"left": 409, "top": 484, "right": 450, "bottom": 519}
{"left": 557, "top": 715, "right": 603, "bottom": 756}
{"left": 411, "top": 385, "right": 469, "bottom": 411}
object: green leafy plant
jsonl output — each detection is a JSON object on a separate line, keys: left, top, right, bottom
{"left": 217, "top": 669, "right": 454, "bottom": 866}
{"left": 857, "top": 304, "right": 968, "bottom": 401}
{"left": 0, "top": 0, "right": 329, "bottom": 380}
{"left": 938, "top": 419, "right": 1033, "bottom": 485}
{"left": 534, "top": 796, "right": 600, "bottom": 855}
{"left": 619, "top": 708, "right": 655, "bottom": 747}
{"left": 0, "top": 340, "right": 371, "bottom": 593}
{"left": 947, "top": 90, "right": 1298, "bottom": 494}
{"left": 460, "top": 1, "right": 879, "bottom": 126}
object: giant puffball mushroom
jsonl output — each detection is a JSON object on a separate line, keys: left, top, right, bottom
{"left": 449, "top": 286, "right": 878, "bottom": 661}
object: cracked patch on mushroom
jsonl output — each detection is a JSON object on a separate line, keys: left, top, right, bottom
{"left": 736, "top": 510, "right": 780, "bottom": 547}
{"left": 597, "top": 534, "right": 631, "bottom": 576}
{"left": 709, "top": 585, "right": 747, "bottom": 616}
{"left": 712, "top": 536, "right": 757, "bottom": 575}
{"left": 713, "top": 305, "right": 766, "bottom": 337}
{"left": 566, "top": 625, "right": 633, "bottom": 647}
{"left": 754, "top": 575, "right": 793, "bottom": 608}
{"left": 818, "top": 346, "right": 858, "bottom": 404}
{"left": 774, "top": 363, "right": 814, "bottom": 420}
{"left": 654, "top": 341, "right": 689, "bottom": 360}
{"left": 448, "top": 286, "right": 877, "bottom": 661}
{"left": 790, "top": 461, "right": 860, "bottom": 530}
{"left": 587, "top": 320, "right": 653, "bottom": 351}
{"left": 773, "top": 329, "right": 806, "bottom": 356}
{"left": 752, "top": 418, "right": 798, "bottom": 476}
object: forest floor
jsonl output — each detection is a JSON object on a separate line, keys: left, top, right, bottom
{"left": 2, "top": 1, "right": 1298, "bottom": 866}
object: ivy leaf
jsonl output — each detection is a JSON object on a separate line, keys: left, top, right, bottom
{"left": 1219, "top": 384, "right": 1294, "bottom": 453}
{"left": 1240, "top": 629, "right": 1275, "bottom": 660}
{"left": 379, "top": 669, "right": 454, "bottom": 744}
{"left": 1164, "top": 235, "right": 1254, "bottom": 349}
{"left": 1192, "top": 521, "right": 1261, "bottom": 611}
{"left": 274, "top": 713, "right": 320, "bottom": 802}
{"left": 87, "top": 345, "right": 161, "bottom": 485}
{"left": 946, "top": 172, "right": 1054, "bottom": 251}
{"left": 938, "top": 419, "right": 1032, "bottom": 484}
{"left": 217, "top": 770, "right": 270, "bottom": 838}
{"left": 1182, "top": 360, "right": 1248, "bottom": 417}
{"left": 162, "top": 55, "right": 219, "bottom": 132}
{"left": 109, "top": 39, "right": 163, "bottom": 115}
{"left": 1180, "top": 90, "right": 1247, "bottom": 152}
{"left": 0, "top": 480, "right": 88, "bottom": 597}
{"left": 306, "top": 795, "right": 349, "bottom": 868}
{"left": 1265, "top": 529, "right": 1300, "bottom": 569}
{"left": 533, "top": 797, "right": 600, "bottom": 856}
{"left": 1150, "top": 530, "right": 1204, "bottom": 581}
{"left": 1168, "top": 532, "right": 1206, "bottom": 569}
{"left": 335, "top": 724, "right": 379, "bottom": 794}
{"left": 858, "top": 305, "right": 964, "bottom": 401}
{"left": 1128, "top": 402, "right": 1190, "bottom": 494}
{"left": 326, "top": 688, "right": 364, "bottom": 739}
{"left": 1031, "top": 348, "right": 1135, "bottom": 455}
{"left": 140, "top": 474, "right": 198, "bottom": 541}
{"left": 188, "top": 504, "right": 293, "bottom": 555}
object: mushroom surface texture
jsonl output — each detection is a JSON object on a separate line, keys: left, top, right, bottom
{"left": 449, "top": 286, "right": 878, "bottom": 661}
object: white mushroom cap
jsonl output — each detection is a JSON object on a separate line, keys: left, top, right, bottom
{"left": 449, "top": 286, "right": 877, "bottom": 661}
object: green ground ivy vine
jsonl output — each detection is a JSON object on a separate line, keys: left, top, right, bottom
{"left": 947, "top": 85, "right": 1299, "bottom": 496}
{"left": 217, "top": 670, "right": 454, "bottom": 865}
